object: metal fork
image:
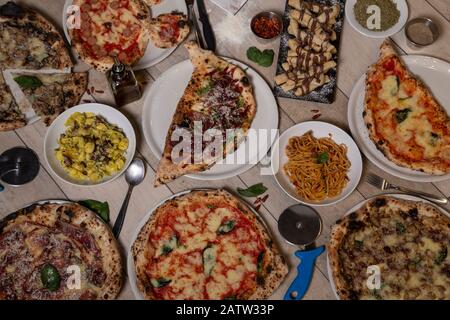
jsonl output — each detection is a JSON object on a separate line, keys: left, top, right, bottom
{"left": 365, "top": 174, "right": 448, "bottom": 206}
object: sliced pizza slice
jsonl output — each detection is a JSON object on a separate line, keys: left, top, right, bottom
{"left": 0, "top": 72, "right": 26, "bottom": 131}
{"left": 149, "top": 12, "right": 190, "bottom": 49}
{"left": 12, "top": 73, "right": 88, "bottom": 126}
{"left": 154, "top": 42, "right": 256, "bottom": 186}
{"left": 0, "top": 2, "right": 72, "bottom": 70}
{"left": 364, "top": 40, "right": 450, "bottom": 175}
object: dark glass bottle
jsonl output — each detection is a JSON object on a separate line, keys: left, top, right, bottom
{"left": 108, "top": 58, "right": 142, "bottom": 107}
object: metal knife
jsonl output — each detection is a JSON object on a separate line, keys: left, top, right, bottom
{"left": 196, "top": 0, "right": 216, "bottom": 51}
{"left": 186, "top": 0, "right": 204, "bottom": 48}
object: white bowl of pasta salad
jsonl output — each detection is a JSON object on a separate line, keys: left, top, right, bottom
{"left": 44, "top": 103, "right": 136, "bottom": 186}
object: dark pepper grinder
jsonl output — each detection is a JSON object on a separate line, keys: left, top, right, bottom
{"left": 108, "top": 57, "right": 142, "bottom": 107}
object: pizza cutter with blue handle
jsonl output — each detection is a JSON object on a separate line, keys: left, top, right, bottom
{"left": 278, "top": 204, "right": 324, "bottom": 300}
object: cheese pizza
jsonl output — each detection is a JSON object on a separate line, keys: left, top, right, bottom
{"left": 328, "top": 196, "right": 450, "bottom": 300}
{"left": 154, "top": 42, "right": 256, "bottom": 186}
{"left": 0, "top": 202, "right": 122, "bottom": 300}
{"left": 69, "top": 0, "right": 151, "bottom": 72}
{"left": 364, "top": 41, "right": 450, "bottom": 175}
{"left": 132, "top": 189, "right": 288, "bottom": 300}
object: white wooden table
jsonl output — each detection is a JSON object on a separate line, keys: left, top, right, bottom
{"left": 1, "top": 0, "right": 449, "bottom": 300}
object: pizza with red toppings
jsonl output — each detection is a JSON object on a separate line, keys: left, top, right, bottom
{"left": 364, "top": 40, "right": 450, "bottom": 175}
{"left": 154, "top": 42, "right": 256, "bottom": 186}
{"left": 69, "top": 0, "right": 151, "bottom": 72}
{"left": 131, "top": 189, "right": 288, "bottom": 300}
{"left": 149, "top": 12, "right": 189, "bottom": 49}
{"left": 0, "top": 202, "right": 122, "bottom": 300}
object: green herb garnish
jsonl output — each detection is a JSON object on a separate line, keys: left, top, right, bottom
{"left": 237, "top": 183, "right": 268, "bottom": 198}
{"left": 79, "top": 200, "right": 110, "bottom": 222}
{"left": 257, "top": 251, "right": 265, "bottom": 274}
{"left": 196, "top": 83, "right": 212, "bottom": 96}
{"left": 317, "top": 152, "right": 329, "bottom": 164}
{"left": 150, "top": 278, "right": 171, "bottom": 288}
{"left": 396, "top": 222, "right": 406, "bottom": 234}
{"left": 435, "top": 247, "right": 448, "bottom": 265}
{"left": 41, "top": 264, "right": 61, "bottom": 292}
{"left": 14, "top": 75, "right": 43, "bottom": 89}
{"left": 217, "top": 220, "right": 236, "bottom": 234}
{"left": 246, "top": 47, "right": 274, "bottom": 67}
{"left": 396, "top": 108, "right": 412, "bottom": 124}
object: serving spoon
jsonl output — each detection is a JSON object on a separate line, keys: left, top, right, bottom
{"left": 112, "top": 158, "right": 145, "bottom": 237}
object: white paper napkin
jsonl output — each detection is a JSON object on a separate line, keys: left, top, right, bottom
{"left": 209, "top": 0, "right": 249, "bottom": 15}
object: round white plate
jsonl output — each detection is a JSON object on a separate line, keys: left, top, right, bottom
{"left": 44, "top": 103, "right": 136, "bottom": 187}
{"left": 142, "top": 58, "right": 279, "bottom": 181}
{"left": 271, "top": 121, "right": 363, "bottom": 207}
{"left": 345, "top": 0, "right": 408, "bottom": 38}
{"left": 62, "top": 0, "right": 187, "bottom": 70}
{"left": 348, "top": 55, "right": 450, "bottom": 183}
{"left": 326, "top": 193, "right": 450, "bottom": 300}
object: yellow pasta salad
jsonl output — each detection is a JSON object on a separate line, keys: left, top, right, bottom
{"left": 56, "top": 112, "right": 128, "bottom": 181}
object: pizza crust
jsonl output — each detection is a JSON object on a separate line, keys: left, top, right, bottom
{"left": 132, "top": 189, "right": 288, "bottom": 300}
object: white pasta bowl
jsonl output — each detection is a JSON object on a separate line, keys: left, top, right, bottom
{"left": 271, "top": 122, "right": 363, "bottom": 207}
{"left": 345, "top": 0, "right": 409, "bottom": 39}
{"left": 44, "top": 103, "right": 137, "bottom": 187}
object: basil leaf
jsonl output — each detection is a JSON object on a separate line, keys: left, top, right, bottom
{"left": 79, "top": 200, "right": 110, "bottom": 222}
{"left": 246, "top": 47, "right": 274, "bottom": 68}
{"left": 257, "top": 251, "right": 265, "bottom": 274}
{"left": 150, "top": 278, "right": 171, "bottom": 288}
{"left": 237, "top": 183, "right": 267, "bottom": 198}
{"left": 317, "top": 152, "right": 329, "bottom": 164}
{"left": 217, "top": 220, "right": 236, "bottom": 234}
{"left": 435, "top": 247, "right": 447, "bottom": 265}
{"left": 41, "top": 264, "right": 61, "bottom": 292}
{"left": 396, "top": 108, "right": 412, "bottom": 124}
{"left": 14, "top": 75, "right": 43, "bottom": 89}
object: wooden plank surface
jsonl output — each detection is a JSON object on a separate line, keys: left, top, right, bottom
{"left": 0, "top": 0, "right": 449, "bottom": 300}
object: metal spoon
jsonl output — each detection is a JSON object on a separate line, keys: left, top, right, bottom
{"left": 112, "top": 158, "right": 145, "bottom": 237}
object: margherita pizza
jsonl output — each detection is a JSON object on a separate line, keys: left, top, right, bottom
{"left": 154, "top": 42, "right": 256, "bottom": 186}
{"left": 0, "top": 202, "right": 123, "bottom": 300}
{"left": 132, "top": 189, "right": 288, "bottom": 300}
{"left": 149, "top": 12, "right": 189, "bottom": 49}
{"left": 328, "top": 196, "right": 450, "bottom": 300}
{"left": 69, "top": 0, "right": 151, "bottom": 72}
{"left": 364, "top": 40, "right": 450, "bottom": 175}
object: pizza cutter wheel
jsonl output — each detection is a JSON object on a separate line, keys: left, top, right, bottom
{"left": 278, "top": 204, "right": 325, "bottom": 300}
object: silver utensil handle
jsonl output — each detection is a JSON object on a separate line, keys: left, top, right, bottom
{"left": 395, "top": 186, "right": 448, "bottom": 205}
{"left": 113, "top": 184, "right": 134, "bottom": 237}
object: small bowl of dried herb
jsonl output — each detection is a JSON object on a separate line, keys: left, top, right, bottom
{"left": 345, "top": 0, "right": 409, "bottom": 38}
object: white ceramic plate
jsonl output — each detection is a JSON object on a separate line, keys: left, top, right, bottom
{"left": 345, "top": 0, "right": 408, "bottom": 38}
{"left": 326, "top": 193, "right": 450, "bottom": 300}
{"left": 271, "top": 121, "right": 363, "bottom": 207}
{"left": 62, "top": 0, "right": 187, "bottom": 70}
{"left": 44, "top": 103, "right": 136, "bottom": 187}
{"left": 142, "top": 58, "right": 279, "bottom": 181}
{"left": 348, "top": 55, "right": 450, "bottom": 182}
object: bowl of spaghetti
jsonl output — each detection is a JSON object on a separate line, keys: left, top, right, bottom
{"left": 271, "top": 122, "right": 363, "bottom": 206}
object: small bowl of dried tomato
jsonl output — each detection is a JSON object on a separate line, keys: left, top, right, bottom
{"left": 250, "top": 11, "right": 284, "bottom": 41}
